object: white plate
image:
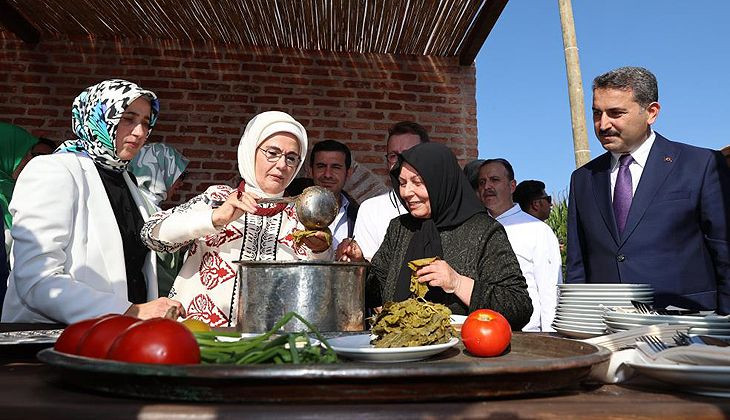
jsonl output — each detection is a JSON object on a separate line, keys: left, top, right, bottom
{"left": 558, "top": 303, "right": 630, "bottom": 309}
{"left": 688, "top": 327, "right": 730, "bottom": 335}
{"left": 602, "top": 319, "right": 642, "bottom": 330}
{"left": 603, "top": 319, "right": 730, "bottom": 335}
{"left": 450, "top": 315, "right": 467, "bottom": 324}
{"left": 556, "top": 305, "right": 613, "bottom": 314}
{"left": 555, "top": 312, "right": 604, "bottom": 320}
{"left": 0, "top": 329, "right": 63, "bottom": 345}
{"left": 559, "top": 284, "right": 652, "bottom": 290}
{"left": 559, "top": 301, "right": 648, "bottom": 308}
{"left": 559, "top": 296, "right": 651, "bottom": 303}
{"left": 554, "top": 312, "right": 604, "bottom": 321}
{"left": 327, "top": 334, "right": 459, "bottom": 363}
{"left": 687, "top": 332, "right": 730, "bottom": 340}
{"left": 555, "top": 312, "right": 603, "bottom": 321}
{"left": 556, "top": 308, "right": 609, "bottom": 316}
{"left": 552, "top": 325, "right": 605, "bottom": 339}
{"left": 626, "top": 361, "right": 730, "bottom": 397}
{"left": 559, "top": 287, "right": 652, "bottom": 292}
{"left": 552, "top": 319, "right": 606, "bottom": 330}
{"left": 559, "top": 291, "right": 654, "bottom": 298}
{"left": 552, "top": 320, "right": 606, "bottom": 332}
{"left": 603, "top": 312, "right": 730, "bottom": 327}
{"left": 552, "top": 317, "right": 604, "bottom": 326}
{"left": 553, "top": 319, "right": 606, "bottom": 330}
{"left": 556, "top": 307, "right": 605, "bottom": 314}
{"left": 603, "top": 315, "right": 729, "bottom": 328}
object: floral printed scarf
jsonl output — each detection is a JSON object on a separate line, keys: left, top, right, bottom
{"left": 57, "top": 79, "right": 160, "bottom": 172}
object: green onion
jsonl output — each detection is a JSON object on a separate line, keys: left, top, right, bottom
{"left": 194, "top": 311, "right": 338, "bottom": 364}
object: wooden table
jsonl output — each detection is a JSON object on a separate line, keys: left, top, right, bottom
{"left": 1, "top": 323, "right": 729, "bottom": 419}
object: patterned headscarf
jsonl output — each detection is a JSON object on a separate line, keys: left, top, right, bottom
{"left": 129, "top": 143, "right": 189, "bottom": 207}
{"left": 237, "top": 111, "right": 308, "bottom": 198}
{"left": 57, "top": 79, "right": 160, "bottom": 172}
{"left": 0, "top": 122, "right": 39, "bottom": 228}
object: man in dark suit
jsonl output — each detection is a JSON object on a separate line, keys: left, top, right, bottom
{"left": 566, "top": 66, "right": 730, "bottom": 314}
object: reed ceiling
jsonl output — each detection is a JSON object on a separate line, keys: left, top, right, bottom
{"left": 1, "top": 0, "right": 507, "bottom": 64}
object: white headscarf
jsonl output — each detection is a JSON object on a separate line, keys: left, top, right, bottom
{"left": 237, "top": 111, "right": 308, "bottom": 198}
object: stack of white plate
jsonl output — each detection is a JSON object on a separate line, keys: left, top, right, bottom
{"left": 603, "top": 311, "right": 730, "bottom": 338}
{"left": 552, "top": 283, "right": 654, "bottom": 339}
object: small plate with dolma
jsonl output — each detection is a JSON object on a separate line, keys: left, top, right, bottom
{"left": 327, "top": 334, "right": 459, "bottom": 363}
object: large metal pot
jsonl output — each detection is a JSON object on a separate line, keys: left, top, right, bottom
{"left": 236, "top": 260, "right": 369, "bottom": 333}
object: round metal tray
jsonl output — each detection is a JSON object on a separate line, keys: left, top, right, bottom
{"left": 37, "top": 333, "right": 609, "bottom": 403}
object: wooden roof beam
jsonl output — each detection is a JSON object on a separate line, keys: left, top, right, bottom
{"left": 0, "top": 0, "right": 40, "bottom": 44}
{"left": 458, "top": 0, "right": 508, "bottom": 65}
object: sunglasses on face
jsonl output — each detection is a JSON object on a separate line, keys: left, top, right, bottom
{"left": 535, "top": 195, "right": 552, "bottom": 204}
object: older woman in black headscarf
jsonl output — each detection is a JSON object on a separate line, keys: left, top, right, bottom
{"left": 338, "top": 143, "right": 532, "bottom": 329}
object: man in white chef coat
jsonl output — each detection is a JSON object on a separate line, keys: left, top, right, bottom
{"left": 477, "top": 158, "right": 562, "bottom": 332}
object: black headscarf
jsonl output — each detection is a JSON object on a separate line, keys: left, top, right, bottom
{"left": 390, "top": 143, "right": 487, "bottom": 301}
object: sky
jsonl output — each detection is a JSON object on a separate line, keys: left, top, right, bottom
{"left": 475, "top": 1, "right": 730, "bottom": 199}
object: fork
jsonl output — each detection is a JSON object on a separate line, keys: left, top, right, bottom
{"left": 674, "top": 330, "right": 730, "bottom": 347}
{"left": 630, "top": 300, "right": 699, "bottom": 316}
{"left": 631, "top": 300, "right": 654, "bottom": 314}
{"left": 672, "top": 330, "right": 692, "bottom": 346}
{"left": 636, "top": 335, "right": 669, "bottom": 354}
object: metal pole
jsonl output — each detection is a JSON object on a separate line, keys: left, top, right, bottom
{"left": 558, "top": 0, "right": 590, "bottom": 167}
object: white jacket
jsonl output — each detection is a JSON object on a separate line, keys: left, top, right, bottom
{"left": 2, "top": 153, "right": 157, "bottom": 323}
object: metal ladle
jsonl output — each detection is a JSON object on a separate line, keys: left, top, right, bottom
{"left": 259, "top": 185, "right": 338, "bottom": 230}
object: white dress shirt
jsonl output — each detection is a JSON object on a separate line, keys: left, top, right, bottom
{"left": 353, "top": 191, "right": 406, "bottom": 261}
{"left": 610, "top": 130, "right": 656, "bottom": 197}
{"left": 494, "top": 204, "right": 563, "bottom": 332}
{"left": 328, "top": 194, "right": 351, "bottom": 251}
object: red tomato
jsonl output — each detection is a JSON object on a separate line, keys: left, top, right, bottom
{"left": 77, "top": 315, "right": 141, "bottom": 359}
{"left": 106, "top": 318, "right": 200, "bottom": 365}
{"left": 54, "top": 314, "right": 117, "bottom": 354}
{"left": 460, "top": 309, "right": 512, "bottom": 357}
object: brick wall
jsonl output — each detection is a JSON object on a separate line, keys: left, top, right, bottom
{"left": 0, "top": 33, "right": 478, "bottom": 205}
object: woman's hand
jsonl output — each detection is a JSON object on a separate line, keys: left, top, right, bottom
{"left": 297, "top": 230, "right": 331, "bottom": 253}
{"left": 211, "top": 190, "right": 260, "bottom": 229}
{"left": 336, "top": 238, "right": 364, "bottom": 262}
{"left": 125, "top": 297, "right": 186, "bottom": 320}
{"left": 416, "top": 260, "right": 464, "bottom": 293}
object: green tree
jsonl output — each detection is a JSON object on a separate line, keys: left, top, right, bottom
{"left": 546, "top": 192, "right": 568, "bottom": 278}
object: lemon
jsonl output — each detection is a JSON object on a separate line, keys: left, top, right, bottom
{"left": 182, "top": 318, "right": 212, "bottom": 332}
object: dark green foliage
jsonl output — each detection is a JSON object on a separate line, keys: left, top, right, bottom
{"left": 370, "top": 257, "right": 455, "bottom": 348}
{"left": 370, "top": 298, "right": 455, "bottom": 348}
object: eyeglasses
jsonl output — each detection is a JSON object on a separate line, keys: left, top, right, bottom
{"left": 258, "top": 147, "right": 301, "bottom": 168}
{"left": 535, "top": 195, "right": 552, "bottom": 204}
{"left": 385, "top": 152, "right": 399, "bottom": 163}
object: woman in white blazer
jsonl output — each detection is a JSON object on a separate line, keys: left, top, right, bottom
{"left": 2, "top": 79, "right": 183, "bottom": 324}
